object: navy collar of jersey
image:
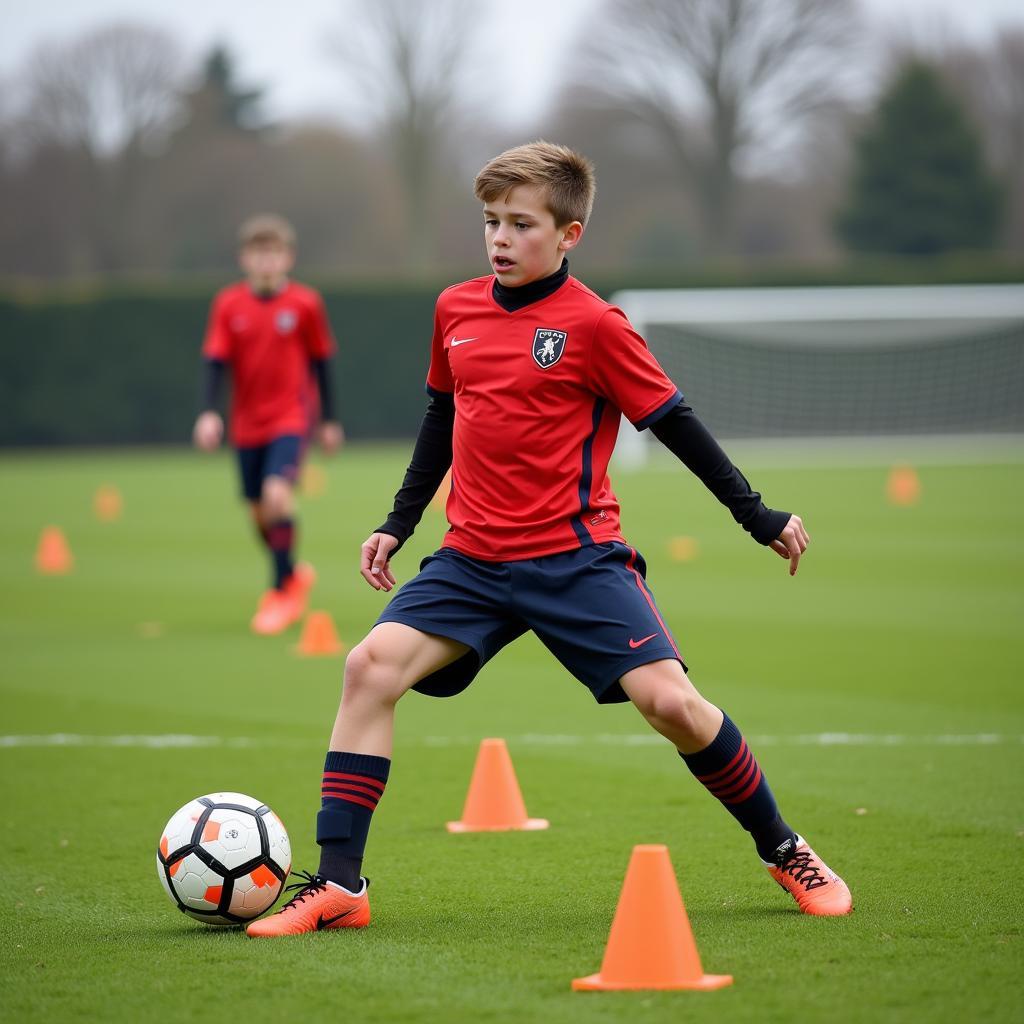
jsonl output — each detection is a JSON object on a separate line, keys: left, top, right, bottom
{"left": 249, "top": 280, "right": 290, "bottom": 302}
{"left": 491, "top": 258, "right": 569, "bottom": 313}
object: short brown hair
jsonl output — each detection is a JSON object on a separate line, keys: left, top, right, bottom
{"left": 238, "top": 214, "right": 296, "bottom": 248}
{"left": 474, "top": 141, "right": 596, "bottom": 227}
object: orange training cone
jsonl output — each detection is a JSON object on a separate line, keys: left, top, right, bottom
{"left": 294, "top": 610, "right": 345, "bottom": 656}
{"left": 668, "top": 535, "right": 699, "bottom": 562}
{"left": 572, "top": 844, "right": 733, "bottom": 992}
{"left": 93, "top": 484, "right": 123, "bottom": 522}
{"left": 35, "top": 526, "right": 73, "bottom": 575}
{"left": 446, "top": 738, "right": 548, "bottom": 833}
{"left": 301, "top": 463, "right": 328, "bottom": 498}
{"left": 886, "top": 465, "right": 921, "bottom": 506}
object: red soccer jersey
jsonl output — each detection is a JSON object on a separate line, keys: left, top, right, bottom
{"left": 427, "top": 274, "right": 681, "bottom": 561}
{"left": 202, "top": 281, "right": 336, "bottom": 446}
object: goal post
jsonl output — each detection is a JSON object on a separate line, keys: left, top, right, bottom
{"left": 611, "top": 284, "right": 1024, "bottom": 467}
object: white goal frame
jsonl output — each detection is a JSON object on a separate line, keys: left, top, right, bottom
{"left": 611, "top": 283, "right": 1024, "bottom": 467}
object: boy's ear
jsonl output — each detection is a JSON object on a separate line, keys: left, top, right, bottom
{"left": 558, "top": 221, "right": 584, "bottom": 252}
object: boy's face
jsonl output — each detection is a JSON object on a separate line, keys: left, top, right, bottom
{"left": 239, "top": 240, "right": 294, "bottom": 291}
{"left": 483, "top": 185, "right": 582, "bottom": 287}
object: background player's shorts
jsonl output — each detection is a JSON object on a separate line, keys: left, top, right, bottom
{"left": 376, "top": 542, "right": 686, "bottom": 704}
{"left": 235, "top": 434, "right": 303, "bottom": 501}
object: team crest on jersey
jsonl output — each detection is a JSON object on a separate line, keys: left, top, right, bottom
{"left": 276, "top": 309, "right": 298, "bottom": 334}
{"left": 532, "top": 328, "right": 567, "bottom": 369}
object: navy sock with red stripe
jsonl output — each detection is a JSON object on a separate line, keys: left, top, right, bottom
{"left": 680, "top": 712, "right": 796, "bottom": 863}
{"left": 316, "top": 751, "right": 390, "bottom": 890}
{"left": 266, "top": 518, "right": 296, "bottom": 589}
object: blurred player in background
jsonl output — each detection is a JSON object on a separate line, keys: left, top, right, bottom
{"left": 192, "top": 214, "right": 343, "bottom": 635}
{"left": 248, "top": 143, "right": 850, "bottom": 938}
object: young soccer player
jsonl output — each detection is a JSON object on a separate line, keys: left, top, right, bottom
{"left": 247, "top": 143, "right": 851, "bottom": 936}
{"left": 193, "top": 214, "right": 344, "bottom": 635}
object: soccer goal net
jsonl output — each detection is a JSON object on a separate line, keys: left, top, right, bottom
{"left": 612, "top": 284, "right": 1024, "bottom": 465}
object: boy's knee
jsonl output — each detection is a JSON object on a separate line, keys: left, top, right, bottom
{"left": 641, "top": 686, "right": 706, "bottom": 737}
{"left": 342, "top": 640, "right": 404, "bottom": 706}
{"left": 260, "top": 476, "right": 293, "bottom": 520}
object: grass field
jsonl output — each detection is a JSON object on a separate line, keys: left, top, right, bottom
{"left": 2, "top": 443, "right": 1022, "bottom": 1023}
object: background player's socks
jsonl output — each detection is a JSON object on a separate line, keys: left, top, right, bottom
{"left": 316, "top": 751, "right": 390, "bottom": 891}
{"left": 680, "top": 712, "right": 797, "bottom": 862}
{"left": 266, "top": 518, "right": 296, "bottom": 589}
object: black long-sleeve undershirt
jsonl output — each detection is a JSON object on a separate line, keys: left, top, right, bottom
{"left": 201, "top": 358, "right": 227, "bottom": 412}
{"left": 649, "top": 401, "right": 791, "bottom": 545}
{"left": 199, "top": 356, "right": 337, "bottom": 422}
{"left": 375, "top": 396, "right": 789, "bottom": 555}
{"left": 310, "top": 358, "right": 336, "bottom": 422}
{"left": 375, "top": 392, "right": 455, "bottom": 554}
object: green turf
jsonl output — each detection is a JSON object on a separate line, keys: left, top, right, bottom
{"left": 1, "top": 444, "right": 1022, "bottom": 1023}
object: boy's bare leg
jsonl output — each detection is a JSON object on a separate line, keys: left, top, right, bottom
{"left": 248, "top": 622, "right": 469, "bottom": 937}
{"left": 619, "top": 658, "right": 722, "bottom": 753}
{"left": 620, "top": 659, "right": 851, "bottom": 915}
{"left": 330, "top": 622, "right": 470, "bottom": 756}
{"left": 250, "top": 474, "right": 313, "bottom": 634}
{"left": 260, "top": 473, "right": 295, "bottom": 524}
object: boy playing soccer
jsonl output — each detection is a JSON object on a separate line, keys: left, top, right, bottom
{"left": 193, "top": 214, "right": 343, "bottom": 635}
{"left": 248, "top": 143, "right": 851, "bottom": 936}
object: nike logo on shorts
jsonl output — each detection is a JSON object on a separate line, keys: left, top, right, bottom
{"left": 450, "top": 336, "right": 479, "bottom": 346}
{"left": 628, "top": 633, "right": 659, "bottom": 649}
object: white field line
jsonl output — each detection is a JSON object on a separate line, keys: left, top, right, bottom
{"left": 1, "top": 732, "right": 1020, "bottom": 749}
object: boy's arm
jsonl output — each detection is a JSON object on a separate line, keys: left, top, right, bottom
{"left": 311, "top": 357, "right": 344, "bottom": 452}
{"left": 360, "top": 392, "right": 455, "bottom": 590}
{"left": 195, "top": 291, "right": 232, "bottom": 450}
{"left": 376, "top": 393, "right": 455, "bottom": 549}
{"left": 201, "top": 358, "right": 226, "bottom": 412}
{"left": 650, "top": 400, "right": 807, "bottom": 573}
{"left": 193, "top": 358, "right": 226, "bottom": 450}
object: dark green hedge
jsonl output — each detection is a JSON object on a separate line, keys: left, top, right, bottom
{"left": 2, "top": 256, "right": 1021, "bottom": 445}
{"left": 0, "top": 284, "right": 440, "bottom": 445}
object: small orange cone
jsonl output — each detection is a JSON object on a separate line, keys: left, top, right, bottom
{"left": 668, "top": 535, "right": 699, "bottom": 562}
{"left": 573, "top": 844, "right": 733, "bottom": 992}
{"left": 294, "top": 610, "right": 345, "bottom": 656}
{"left": 93, "top": 484, "right": 123, "bottom": 522}
{"left": 301, "top": 463, "right": 328, "bottom": 498}
{"left": 886, "top": 465, "right": 921, "bottom": 506}
{"left": 446, "top": 738, "right": 548, "bottom": 833}
{"left": 35, "top": 526, "right": 73, "bottom": 575}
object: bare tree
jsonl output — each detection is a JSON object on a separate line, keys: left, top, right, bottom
{"left": 20, "top": 23, "right": 183, "bottom": 157}
{"left": 330, "top": 0, "right": 476, "bottom": 269}
{"left": 573, "top": 0, "right": 861, "bottom": 257}
{"left": 7, "top": 23, "right": 185, "bottom": 274}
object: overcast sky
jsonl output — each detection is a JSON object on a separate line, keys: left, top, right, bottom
{"left": 3, "top": 0, "right": 1022, "bottom": 128}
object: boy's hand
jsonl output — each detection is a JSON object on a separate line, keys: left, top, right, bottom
{"left": 319, "top": 421, "right": 345, "bottom": 453}
{"left": 360, "top": 532, "right": 399, "bottom": 591}
{"left": 769, "top": 514, "right": 809, "bottom": 576}
{"left": 193, "top": 411, "right": 223, "bottom": 450}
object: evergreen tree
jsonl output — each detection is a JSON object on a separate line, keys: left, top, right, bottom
{"left": 837, "top": 61, "right": 1001, "bottom": 255}
{"left": 179, "top": 46, "right": 266, "bottom": 137}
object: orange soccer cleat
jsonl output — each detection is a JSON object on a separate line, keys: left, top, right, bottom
{"left": 283, "top": 562, "right": 317, "bottom": 618}
{"left": 765, "top": 836, "right": 852, "bottom": 916}
{"left": 246, "top": 871, "right": 370, "bottom": 937}
{"left": 251, "top": 589, "right": 299, "bottom": 635}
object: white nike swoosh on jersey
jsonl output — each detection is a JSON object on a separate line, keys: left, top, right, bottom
{"left": 449, "top": 337, "right": 479, "bottom": 346}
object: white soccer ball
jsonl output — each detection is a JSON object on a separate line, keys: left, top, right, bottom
{"left": 156, "top": 792, "right": 291, "bottom": 926}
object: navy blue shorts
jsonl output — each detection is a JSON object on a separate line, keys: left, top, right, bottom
{"left": 375, "top": 542, "right": 685, "bottom": 704}
{"left": 236, "top": 435, "right": 303, "bottom": 502}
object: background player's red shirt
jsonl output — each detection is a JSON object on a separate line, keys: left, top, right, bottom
{"left": 427, "top": 275, "right": 681, "bottom": 560}
{"left": 202, "top": 281, "right": 336, "bottom": 446}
